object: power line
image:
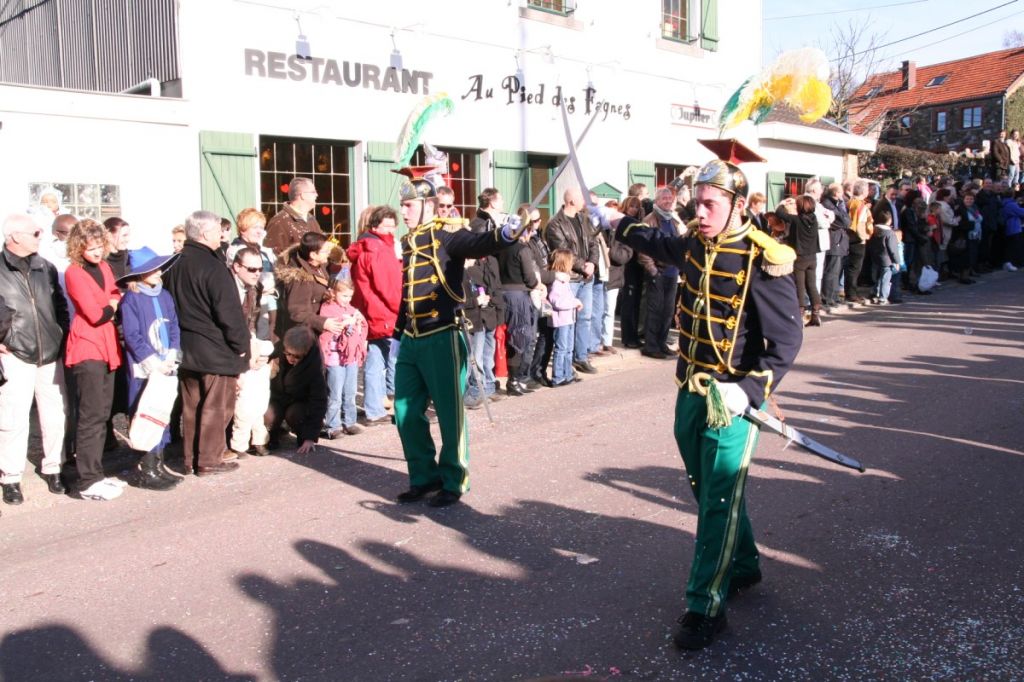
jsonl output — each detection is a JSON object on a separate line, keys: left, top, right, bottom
{"left": 765, "top": 0, "right": 928, "bottom": 21}
{"left": 875, "top": 8, "right": 1024, "bottom": 64}
{"left": 842, "top": 0, "right": 1020, "bottom": 59}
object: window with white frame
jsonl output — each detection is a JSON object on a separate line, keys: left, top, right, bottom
{"left": 526, "top": 0, "right": 575, "bottom": 15}
{"left": 28, "top": 182, "right": 121, "bottom": 221}
{"left": 662, "top": 0, "right": 693, "bottom": 42}
{"left": 962, "top": 106, "right": 982, "bottom": 129}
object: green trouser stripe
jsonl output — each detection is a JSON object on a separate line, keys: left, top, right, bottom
{"left": 674, "top": 390, "right": 761, "bottom": 617}
{"left": 393, "top": 330, "right": 471, "bottom": 493}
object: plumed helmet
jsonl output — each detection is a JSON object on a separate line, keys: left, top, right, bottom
{"left": 694, "top": 139, "right": 766, "bottom": 200}
{"left": 695, "top": 160, "right": 750, "bottom": 199}
{"left": 393, "top": 166, "right": 438, "bottom": 202}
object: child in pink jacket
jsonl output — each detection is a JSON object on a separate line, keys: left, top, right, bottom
{"left": 547, "top": 249, "right": 582, "bottom": 387}
{"left": 319, "top": 279, "right": 368, "bottom": 438}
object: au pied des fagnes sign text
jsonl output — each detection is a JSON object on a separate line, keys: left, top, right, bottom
{"left": 461, "top": 74, "right": 632, "bottom": 121}
{"left": 243, "top": 49, "right": 632, "bottom": 121}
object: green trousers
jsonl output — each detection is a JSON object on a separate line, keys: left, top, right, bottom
{"left": 393, "top": 329, "right": 471, "bottom": 494}
{"left": 674, "top": 389, "right": 761, "bottom": 617}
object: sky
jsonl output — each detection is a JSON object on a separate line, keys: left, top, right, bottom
{"left": 763, "top": 0, "right": 1024, "bottom": 75}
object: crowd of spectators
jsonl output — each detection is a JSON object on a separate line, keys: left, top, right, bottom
{"left": 1, "top": 165, "right": 1020, "bottom": 510}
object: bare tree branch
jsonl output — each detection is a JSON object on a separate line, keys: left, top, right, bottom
{"left": 1004, "top": 29, "right": 1024, "bottom": 48}
{"left": 820, "top": 19, "right": 890, "bottom": 128}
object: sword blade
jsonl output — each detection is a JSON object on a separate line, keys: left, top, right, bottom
{"left": 526, "top": 109, "right": 600, "bottom": 214}
{"left": 744, "top": 408, "right": 866, "bottom": 472}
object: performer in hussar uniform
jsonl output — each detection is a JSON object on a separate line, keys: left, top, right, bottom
{"left": 392, "top": 166, "right": 521, "bottom": 508}
{"left": 617, "top": 140, "right": 804, "bottom": 650}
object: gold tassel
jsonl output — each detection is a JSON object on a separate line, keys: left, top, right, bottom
{"left": 705, "top": 378, "right": 733, "bottom": 429}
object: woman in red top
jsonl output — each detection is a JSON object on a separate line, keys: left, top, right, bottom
{"left": 64, "top": 220, "right": 124, "bottom": 501}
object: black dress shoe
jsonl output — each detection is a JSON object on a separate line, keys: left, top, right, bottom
{"left": 397, "top": 479, "right": 443, "bottom": 503}
{"left": 506, "top": 381, "right": 526, "bottom": 397}
{"left": 538, "top": 376, "right": 554, "bottom": 388}
{"left": 641, "top": 349, "right": 668, "bottom": 359}
{"left": 572, "top": 360, "right": 598, "bottom": 374}
{"left": 2, "top": 483, "right": 24, "bottom": 505}
{"left": 623, "top": 341, "right": 643, "bottom": 349}
{"left": 195, "top": 462, "right": 240, "bottom": 476}
{"left": 525, "top": 378, "right": 543, "bottom": 390}
{"left": 44, "top": 474, "right": 66, "bottom": 495}
{"left": 727, "top": 570, "right": 762, "bottom": 599}
{"left": 673, "top": 611, "right": 727, "bottom": 650}
{"left": 427, "top": 489, "right": 462, "bottom": 508}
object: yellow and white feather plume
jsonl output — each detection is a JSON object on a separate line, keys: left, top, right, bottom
{"left": 718, "top": 48, "right": 833, "bottom": 133}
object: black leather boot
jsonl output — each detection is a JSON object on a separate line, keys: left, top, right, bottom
{"left": 154, "top": 451, "right": 183, "bottom": 484}
{"left": 137, "top": 452, "right": 177, "bottom": 491}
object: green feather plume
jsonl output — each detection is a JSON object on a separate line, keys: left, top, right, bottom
{"left": 394, "top": 94, "right": 455, "bottom": 165}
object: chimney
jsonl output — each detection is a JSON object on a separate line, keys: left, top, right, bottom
{"left": 901, "top": 60, "right": 916, "bottom": 91}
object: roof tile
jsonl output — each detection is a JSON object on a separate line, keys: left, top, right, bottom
{"left": 848, "top": 46, "right": 1024, "bottom": 134}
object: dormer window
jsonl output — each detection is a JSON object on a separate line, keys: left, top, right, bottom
{"left": 926, "top": 75, "right": 948, "bottom": 87}
{"left": 867, "top": 86, "right": 883, "bottom": 97}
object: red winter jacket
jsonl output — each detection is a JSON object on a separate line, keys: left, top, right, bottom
{"left": 347, "top": 231, "right": 401, "bottom": 340}
{"left": 64, "top": 261, "right": 122, "bottom": 370}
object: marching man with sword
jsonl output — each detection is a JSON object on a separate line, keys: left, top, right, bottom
{"left": 616, "top": 139, "right": 806, "bottom": 650}
{"left": 391, "top": 166, "right": 524, "bottom": 508}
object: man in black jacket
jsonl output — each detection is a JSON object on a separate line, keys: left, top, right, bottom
{"left": 820, "top": 183, "right": 851, "bottom": 310}
{"left": 164, "top": 210, "right": 251, "bottom": 476}
{"left": 992, "top": 130, "right": 1011, "bottom": 182}
{"left": 265, "top": 326, "right": 327, "bottom": 454}
{"left": 544, "top": 187, "right": 599, "bottom": 374}
{"left": 0, "top": 214, "right": 70, "bottom": 504}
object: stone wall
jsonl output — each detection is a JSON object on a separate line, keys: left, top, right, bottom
{"left": 878, "top": 96, "right": 1005, "bottom": 154}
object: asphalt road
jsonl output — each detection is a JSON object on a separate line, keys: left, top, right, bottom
{"left": 1, "top": 272, "right": 1023, "bottom": 681}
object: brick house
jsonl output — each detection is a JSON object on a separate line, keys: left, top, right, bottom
{"left": 848, "top": 47, "right": 1024, "bottom": 155}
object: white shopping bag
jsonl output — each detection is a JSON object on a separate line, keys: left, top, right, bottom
{"left": 918, "top": 265, "right": 939, "bottom": 292}
{"left": 128, "top": 371, "right": 179, "bottom": 452}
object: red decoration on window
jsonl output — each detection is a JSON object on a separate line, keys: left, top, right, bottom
{"left": 451, "top": 161, "right": 461, "bottom": 173}
{"left": 321, "top": 206, "right": 332, "bottom": 216}
{"left": 280, "top": 183, "right": 290, "bottom": 194}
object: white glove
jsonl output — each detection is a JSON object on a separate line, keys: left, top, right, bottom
{"left": 140, "top": 355, "right": 162, "bottom": 377}
{"left": 717, "top": 382, "right": 750, "bottom": 417}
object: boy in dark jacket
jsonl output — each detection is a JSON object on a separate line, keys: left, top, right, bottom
{"left": 868, "top": 204, "right": 902, "bottom": 304}
{"left": 265, "top": 326, "right": 328, "bottom": 454}
{"left": 462, "top": 257, "right": 504, "bottom": 409}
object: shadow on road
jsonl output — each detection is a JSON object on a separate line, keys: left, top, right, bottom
{"left": 3, "top": 291, "right": 1023, "bottom": 680}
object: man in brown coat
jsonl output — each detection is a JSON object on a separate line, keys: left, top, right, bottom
{"left": 265, "top": 177, "right": 322, "bottom": 255}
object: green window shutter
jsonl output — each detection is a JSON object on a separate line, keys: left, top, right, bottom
{"left": 627, "top": 160, "right": 655, "bottom": 188}
{"left": 493, "top": 150, "right": 529, "bottom": 212}
{"left": 366, "top": 141, "right": 404, "bottom": 209}
{"left": 199, "top": 131, "right": 257, "bottom": 228}
{"left": 700, "top": 0, "right": 719, "bottom": 52}
{"left": 766, "top": 171, "right": 785, "bottom": 210}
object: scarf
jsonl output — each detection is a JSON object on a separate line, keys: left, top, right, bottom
{"left": 138, "top": 283, "right": 170, "bottom": 356}
{"left": 654, "top": 205, "right": 677, "bottom": 223}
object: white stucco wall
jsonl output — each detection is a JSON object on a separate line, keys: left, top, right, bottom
{"left": 0, "top": 1, "right": 876, "bottom": 248}
{"left": 0, "top": 84, "right": 197, "bottom": 250}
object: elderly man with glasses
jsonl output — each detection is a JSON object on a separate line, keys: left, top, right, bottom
{"left": 0, "top": 214, "right": 70, "bottom": 505}
{"left": 265, "top": 176, "right": 323, "bottom": 256}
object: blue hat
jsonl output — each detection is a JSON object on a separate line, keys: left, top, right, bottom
{"left": 116, "top": 247, "right": 180, "bottom": 285}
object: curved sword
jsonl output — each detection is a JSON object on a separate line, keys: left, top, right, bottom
{"left": 744, "top": 407, "right": 866, "bottom": 472}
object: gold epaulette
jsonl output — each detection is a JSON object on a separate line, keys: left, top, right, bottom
{"left": 745, "top": 229, "right": 795, "bottom": 277}
{"left": 435, "top": 217, "right": 470, "bottom": 233}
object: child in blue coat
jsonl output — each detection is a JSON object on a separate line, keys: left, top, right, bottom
{"left": 118, "top": 248, "right": 183, "bottom": 491}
